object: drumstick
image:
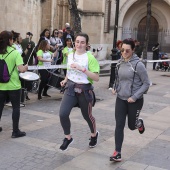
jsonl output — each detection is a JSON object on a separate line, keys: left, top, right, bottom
{"left": 28, "top": 36, "right": 30, "bottom": 43}
{"left": 27, "top": 46, "right": 36, "bottom": 65}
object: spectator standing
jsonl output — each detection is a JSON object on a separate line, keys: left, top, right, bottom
{"left": 37, "top": 29, "right": 51, "bottom": 51}
{"left": 63, "top": 23, "right": 70, "bottom": 33}
{"left": 134, "top": 40, "right": 143, "bottom": 58}
{"left": 63, "top": 26, "right": 74, "bottom": 47}
{"left": 21, "top": 32, "right": 36, "bottom": 65}
{"left": 50, "top": 29, "right": 63, "bottom": 64}
{"left": 152, "top": 43, "right": 160, "bottom": 70}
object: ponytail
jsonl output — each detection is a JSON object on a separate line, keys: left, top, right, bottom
{"left": 0, "top": 31, "right": 13, "bottom": 54}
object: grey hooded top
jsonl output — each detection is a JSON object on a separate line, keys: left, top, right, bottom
{"left": 114, "top": 54, "right": 150, "bottom": 101}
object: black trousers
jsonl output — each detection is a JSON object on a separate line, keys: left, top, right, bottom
{"left": 0, "top": 89, "right": 21, "bottom": 132}
{"left": 153, "top": 62, "right": 157, "bottom": 70}
{"left": 115, "top": 97, "right": 144, "bottom": 152}
{"left": 38, "top": 70, "right": 50, "bottom": 97}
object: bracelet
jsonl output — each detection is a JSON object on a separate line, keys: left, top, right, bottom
{"left": 82, "top": 68, "right": 86, "bottom": 73}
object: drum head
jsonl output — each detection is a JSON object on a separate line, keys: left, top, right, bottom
{"left": 19, "top": 71, "right": 39, "bottom": 81}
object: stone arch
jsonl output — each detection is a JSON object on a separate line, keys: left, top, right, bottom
{"left": 130, "top": 7, "right": 168, "bottom": 30}
{"left": 118, "top": 0, "right": 170, "bottom": 40}
{"left": 119, "top": 0, "right": 169, "bottom": 27}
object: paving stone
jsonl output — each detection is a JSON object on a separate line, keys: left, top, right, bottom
{"left": 1, "top": 64, "right": 170, "bottom": 169}
{"left": 120, "top": 161, "right": 147, "bottom": 170}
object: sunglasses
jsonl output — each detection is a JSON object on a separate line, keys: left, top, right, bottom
{"left": 121, "top": 48, "right": 131, "bottom": 53}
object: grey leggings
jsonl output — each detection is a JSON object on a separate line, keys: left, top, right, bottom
{"left": 115, "top": 97, "right": 144, "bottom": 152}
{"left": 59, "top": 89, "right": 96, "bottom": 135}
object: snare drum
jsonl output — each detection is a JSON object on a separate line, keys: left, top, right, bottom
{"left": 48, "top": 73, "right": 64, "bottom": 89}
{"left": 19, "top": 71, "right": 39, "bottom": 92}
{"left": 19, "top": 71, "right": 39, "bottom": 81}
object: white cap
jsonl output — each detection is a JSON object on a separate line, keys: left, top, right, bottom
{"left": 65, "top": 23, "right": 70, "bottom": 27}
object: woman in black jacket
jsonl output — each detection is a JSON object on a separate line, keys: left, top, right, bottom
{"left": 152, "top": 43, "right": 159, "bottom": 70}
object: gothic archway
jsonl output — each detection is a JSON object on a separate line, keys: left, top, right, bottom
{"left": 137, "top": 16, "right": 159, "bottom": 51}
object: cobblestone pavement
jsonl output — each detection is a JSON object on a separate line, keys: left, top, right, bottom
{"left": 1, "top": 63, "right": 170, "bottom": 170}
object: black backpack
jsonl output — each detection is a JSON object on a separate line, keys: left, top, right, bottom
{"left": 0, "top": 50, "right": 15, "bottom": 83}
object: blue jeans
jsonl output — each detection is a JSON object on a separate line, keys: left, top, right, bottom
{"left": 0, "top": 89, "right": 21, "bottom": 132}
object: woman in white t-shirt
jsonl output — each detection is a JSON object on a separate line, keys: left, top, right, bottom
{"left": 59, "top": 33, "right": 100, "bottom": 151}
{"left": 37, "top": 40, "right": 57, "bottom": 100}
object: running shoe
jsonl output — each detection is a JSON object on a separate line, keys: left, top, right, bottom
{"left": 138, "top": 118, "right": 145, "bottom": 134}
{"left": 89, "top": 131, "right": 99, "bottom": 148}
{"left": 59, "top": 138, "right": 73, "bottom": 151}
{"left": 110, "top": 151, "right": 122, "bottom": 162}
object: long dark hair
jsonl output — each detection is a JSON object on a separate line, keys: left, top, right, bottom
{"left": 51, "top": 29, "right": 58, "bottom": 37}
{"left": 0, "top": 31, "right": 13, "bottom": 54}
{"left": 11, "top": 30, "right": 20, "bottom": 42}
{"left": 40, "top": 29, "right": 50, "bottom": 38}
{"left": 64, "top": 38, "right": 72, "bottom": 48}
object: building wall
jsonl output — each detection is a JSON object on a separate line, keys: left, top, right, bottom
{"left": 1, "top": 0, "right": 170, "bottom": 56}
{"left": 0, "top": 0, "right": 71, "bottom": 43}
{"left": 78, "top": 0, "right": 170, "bottom": 58}
{"left": 0, "top": 0, "right": 41, "bottom": 43}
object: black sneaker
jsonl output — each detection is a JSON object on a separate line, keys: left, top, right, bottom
{"left": 138, "top": 118, "right": 145, "bottom": 134}
{"left": 26, "top": 96, "right": 30, "bottom": 100}
{"left": 38, "top": 96, "right": 42, "bottom": 100}
{"left": 59, "top": 138, "right": 73, "bottom": 151}
{"left": 11, "top": 130, "right": 26, "bottom": 138}
{"left": 110, "top": 151, "right": 122, "bottom": 162}
{"left": 0, "top": 127, "right": 2, "bottom": 132}
{"left": 89, "top": 131, "right": 99, "bottom": 148}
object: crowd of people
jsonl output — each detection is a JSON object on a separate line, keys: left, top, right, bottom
{"left": 0, "top": 25, "right": 151, "bottom": 163}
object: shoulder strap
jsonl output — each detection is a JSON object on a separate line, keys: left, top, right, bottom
{"left": 3, "top": 50, "right": 14, "bottom": 60}
{"left": 4, "top": 50, "right": 16, "bottom": 76}
{"left": 131, "top": 61, "right": 140, "bottom": 94}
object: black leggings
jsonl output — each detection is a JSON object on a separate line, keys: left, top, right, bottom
{"left": 0, "top": 89, "right": 21, "bottom": 132}
{"left": 59, "top": 89, "right": 96, "bottom": 135}
{"left": 38, "top": 70, "right": 50, "bottom": 97}
{"left": 115, "top": 97, "right": 144, "bottom": 152}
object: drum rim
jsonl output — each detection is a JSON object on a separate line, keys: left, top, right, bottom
{"left": 19, "top": 71, "right": 39, "bottom": 81}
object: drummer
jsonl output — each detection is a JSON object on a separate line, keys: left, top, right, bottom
{"left": 0, "top": 31, "right": 28, "bottom": 137}
{"left": 12, "top": 30, "right": 31, "bottom": 100}
{"left": 37, "top": 40, "right": 57, "bottom": 100}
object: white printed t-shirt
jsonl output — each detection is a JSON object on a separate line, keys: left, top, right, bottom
{"left": 67, "top": 52, "right": 100, "bottom": 84}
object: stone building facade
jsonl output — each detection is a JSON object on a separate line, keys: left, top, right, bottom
{"left": 1, "top": 0, "right": 170, "bottom": 59}
{"left": 0, "top": 0, "right": 70, "bottom": 45}
{"left": 78, "top": 0, "right": 170, "bottom": 58}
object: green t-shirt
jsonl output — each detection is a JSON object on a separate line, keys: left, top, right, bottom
{"left": 37, "top": 50, "right": 53, "bottom": 66}
{"left": 87, "top": 51, "right": 100, "bottom": 84}
{"left": 62, "top": 47, "right": 73, "bottom": 65}
{"left": 0, "top": 46, "right": 24, "bottom": 90}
